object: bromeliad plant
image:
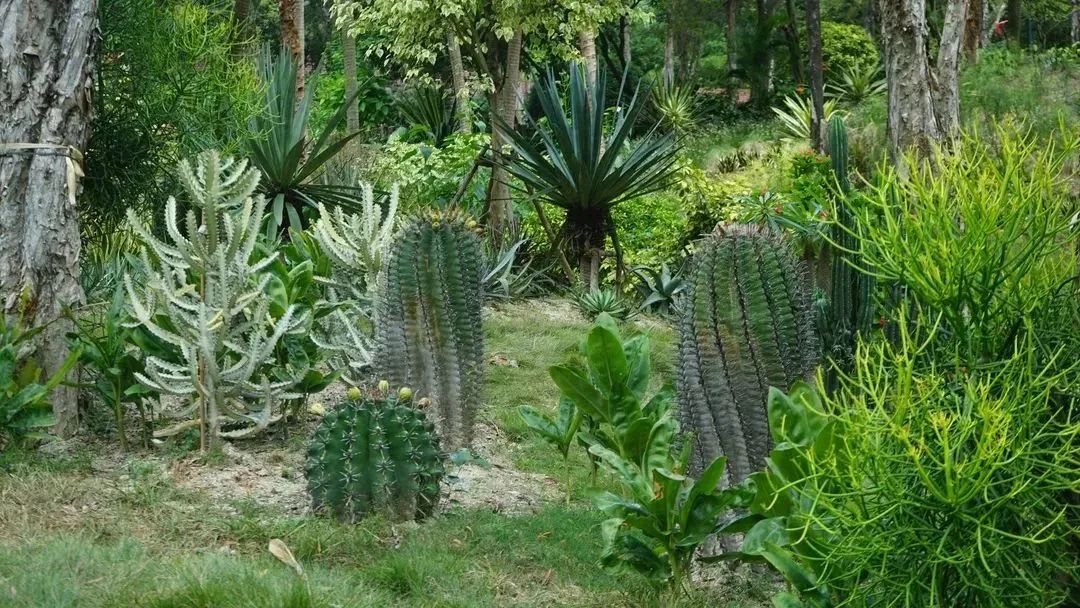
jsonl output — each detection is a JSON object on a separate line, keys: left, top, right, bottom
{"left": 246, "top": 47, "right": 364, "bottom": 236}
{"left": 498, "top": 64, "right": 680, "bottom": 289}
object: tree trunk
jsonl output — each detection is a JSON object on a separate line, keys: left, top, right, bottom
{"left": 784, "top": 0, "right": 804, "bottom": 83}
{"left": 486, "top": 29, "right": 523, "bottom": 250}
{"left": 579, "top": 30, "right": 598, "bottom": 90}
{"left": 879, "top": 0, "right": 942, "bottom": 161}
{"left": 663, "top": 25, "right": 675, "bottom": 83}
{"left": 1006, "top": 0, "right": 1022, "bottom": 44}
{"left": 964, "top": 0, "right": 985, "bottom": 63}
{"left": 342, "top": 31, "right": 360, "bottom": 131}
{"left": 1072, "top": 1, "right": 1080, "bottom": 43}
{"left": 807, "top": 0, "right": 825, "bottom": 152}
{"left": 280, "top": 0, "right": 304, "bottom": 98}
{"left": 620, "top": 15, "right": 632, "bottom": 68}
{"left": 447, "top": 32, "right": 471, "bottom": 133}
{"left": 232, "top": 0, "right": 252, "bottom": 50}
{"left": 0, "top": 0, "right": 96, "bottom": 438}
{"left": 726, "top": 0, "right": 739, "bottom": 85}
{"left": 935, "top": 0, "right": 968, "bottom": 138}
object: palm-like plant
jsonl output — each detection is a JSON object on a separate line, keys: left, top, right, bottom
{"left": 397, "top": 85, "right": 456, "bottom": 147}
{"left": 651, "top": 75, "right": 697, "bottom": 135}
{"left": 498, "top": 65, "right": 679, "bottom": 288}
{"left": 247, "top": 47, "right": 364, "bottom": 236}
{"left": 826, "top": 62, "right": 886, "bottom": 105}
{"left": 772, "top": 93, "right": 842, "bottom": 142}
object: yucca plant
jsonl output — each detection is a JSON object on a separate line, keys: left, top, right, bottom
{"left": 772, "top": 94, "right": 842, "bottom": 142}
{"left": 826, "top": 62, "right": 886, "bottom": 106}
{"left": 397, "top": 85, "right": 456, "bottom": 148}
{"left": 498, "top": 64, "right": 680, "bottom": 289}
{"left": 246, "top": 47, "right": 364, "bottom": 236}
{"left": 651, "top": 75, "right": 697, "bottom": 135}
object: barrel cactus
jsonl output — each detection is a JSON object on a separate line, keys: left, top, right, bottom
{"left": 376, "top": 211, "right": 484, "bottom": 451}
{"left": 305, "top": 386, "right": 444, "bottom": 522}
{"left": 676, "top": 224, "right": 819, "bottom": 486}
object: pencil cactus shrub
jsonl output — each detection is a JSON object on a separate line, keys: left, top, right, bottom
{"left": 306, "top": 384, "right": 444, "bottom": 522}
{"left": 676, "top": 224, "right": 819, "bottom": 487}
{"left": 376, "top": 210, "right": 484, "bottom": 451}
{"left": 124, "top": 151, "right": 308, "bottom": 449}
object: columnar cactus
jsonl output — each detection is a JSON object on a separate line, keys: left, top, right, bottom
{"left": 376, "top": 212, "right": 484, "bottom": 451}
{"left": 676, "top": 224, "right": 819, "bottom": 486}
{"left": 827, "top": 114, "right": 850, "bottom": 193}
{"left": 305, "top": 386, "right": 444, "bottom": 522}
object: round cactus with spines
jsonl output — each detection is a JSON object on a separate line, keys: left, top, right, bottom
{"left": 305, "top": 386, "right": 444, "bottom": 522}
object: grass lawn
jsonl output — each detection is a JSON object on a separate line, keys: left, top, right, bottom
{"left": 0, "top": 300, "right": 773, "bottom": 608}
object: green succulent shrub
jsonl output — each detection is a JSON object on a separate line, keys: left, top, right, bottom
{"left": 376, "top": 212, "right": 484, "bottom": 452}
{"left": 772, "top": 94, "right": 842, "bottom": 142}
{"left": 632, "top": 263, "right": 686, "bottom": 316}
{"left": 306, "top": 385, "right": 444, "bottom": 522}
{"left": 676, "top": 224, "right": 819, "bottom": 485}
{"left": 574, "top": 288, "right": 636, "bottom": 321}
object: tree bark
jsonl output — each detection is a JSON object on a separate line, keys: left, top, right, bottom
{"left": 964, "top": 0, "right": 985, "bottom": 63}
{"left": 1006, "top": 0, "right": 1022, "bottom": 44}
{"left": 1072, "top": 0, "right": 1080, "bottom": 43}
{"left": 447, "top": 32, "right": 471, "bottom": 133}
{"left": 579, "top": 30, "right": 598, "bottom": 91}
{"left": 784, "top": 0, "right": 804, "bottom": 83}
{"left": 879, "top": 0, "right": 942, "bottom": 161}
{"left": 342, "top": 30, "right": 360, "bottom": 132}
{"left": 620, "top": 15, "right": 632, "bottom": 68}
{"left": 807, "top": 0, "right": 825, "bottom": 151}
{"left": 935, "top": 0, "right": 968, "bottom": 138}
{"left": 0, "top": 0, "right": 96, "bottom": 438}
{"left": 486, "top": 29, "right": 523, "bottom": 250}
{"left": 726, "top": 0, "right": 739, "bottom": 83}
{"left": 280, "top": 0, "right": 304, "bottom": 98}
{"left": 663, "top": 24, "right": 675, "bottom": 83}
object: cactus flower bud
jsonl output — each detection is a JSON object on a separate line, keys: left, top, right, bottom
{"left": 417, "top": 397, "right": 432, "bottom": 409}
{"left": 378, "top": 380, "right": 390, "bottom": 395}
{"left": 308, "top": 403, "right": 327, "bottom": 416}
{"left": 346, "top": 387, "right": 362, "bottom": 401}
{"left": 465, "top": 219, "right": 478, "bottom": 230}
{"left": 398, "top": 387, "right": 414, "bottom": 401}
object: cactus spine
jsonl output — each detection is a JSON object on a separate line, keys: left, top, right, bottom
{"left": 306, "top": 387, "right": 444, "bottom": 522}
{"left": 376, "top": 213, "right": 484, "bottom": 451}
{"left": 820, "top": 116, "right": 874, "bottom": 390}
{"left": 676, "top": 224, "right": 818, "bottom": 486}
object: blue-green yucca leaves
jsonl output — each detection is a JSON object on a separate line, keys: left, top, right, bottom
{"left": 246, "top": 47, "right": 364, "bottom": 236}
{"left": 496, "top": 64, "right": 680, "bottom": 278}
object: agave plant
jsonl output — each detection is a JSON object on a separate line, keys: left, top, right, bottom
{"left": 397, "top": 85, "right": 456, "bottom": 148}
{"left": 246, "top": 47, "right": 364, "bottom": 236}
{"left": 574, "top": 288, "right": 635, "bottom": 321}
{"left": 826, "top": 62, "right": 886, "bottom": 106}
{"left": 498, "top": 64, "right": 679, "bottom": 289}
{"left": 632, "top": 263, "right": 686, "bottom": 315}
{"left": 772, "top": 93, "right": 842, "bottom": 142}
{"left": 651, "top": 75, "right": 697, "bottom": 135}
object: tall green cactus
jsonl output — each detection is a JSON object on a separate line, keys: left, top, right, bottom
{"left": 820, "top": 115, "right": 875, "bottom": 390}
{"left": 306, "top": 386, "right": 444, "bottom": 522}
{"left": 376, "top": 212, "right": 484, "bottom": 451}
{"left": 676, "top": 224, "right": 819, "bottom": 486}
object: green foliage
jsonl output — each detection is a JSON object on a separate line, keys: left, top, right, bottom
{"left": 376, "top": 212, "right": 484, "bottom": 451}
{"left": 651, "top": 76, "right": 698, "bottom": 135}
{"left": 246, "top": 48, "right": 364, "bottom": 236}
{"left": 610, "top": 189, "right": 687, "bottom": 271}
{"left": 306, "top": 387, "right": 444, "bottom": 523}
{"left": 772, "top": 94, "right": 842, "bottom": 142}
{"left": 369, "top": 132, "right": 489, "bottom": 214}
{"left": 396, "top": 85, "right": 456, "bottom": 147}
{"left": 574, "top": 289, "right": 636, "bottom": 321}
{"left": 848, "top": 123, "right": 1079, "bottom": 364}
{"left": 518, "top": 398, "right": 582, "bottom": 502}
{"left": 65, "top": 292, "right": 155, "bottom": 451}
{"left": 632, "top": 264, "right": 687, "bottom": 316}
{"left": 0, "top": 315, "right": 80, "bottom": 451}
{"left": 499, "top": 64, "right": 680, "bottom": 274}
{"left": 84, "top": 0, "right": 260, "bottom": 242}
{"left": 309, "top": 36, "right": 395, "bottom": 137}
{"left": 676, "top": 225, "right": 819, "bottom": 484}
{"left": 825, "top": 62, "right": 885, "bottom": 106}
{"left": 125, "top": 151, "right": 308, "bottom": 446}
{"left": 820, "top": 21, "right": 878, "bottom": 76}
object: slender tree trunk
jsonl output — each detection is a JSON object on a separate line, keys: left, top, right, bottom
{"left": 964, "top": 0, "right": 985, "bottom": 63}
{"left": 487, "top": 29, "right": 523, "bottom": 249}
{"left": 620, "top": 15, "right": 632, "bottom": 68}
{"left": 447, "top": 33, "right": 471, "bottom": 133}
{"left": 879, "top": 0, "right": 943, "bottom": 161}
{"left": 579, "top": 30, "right": 598, "bottom": 90}
{"left": 0, "top": 0, "right": 96, "bottom": 438}
{"left": 342, "top": 31, "right": 360, "bottom": 131}
{"left": 726, "top": 0, "right": 739, "bottom": 84}
{"left": 1006, "top": 0, "right": 1022, "bottom": 44}
{"left": 663, "top": 24, "right": 676, "bottom": 83}
{"left": 935, "top": 0, "right": 968, "bottom": 138}
{"left": 807, "top": 0, "right": 825, "bottom": 151}
{"left": 1072, "top": 0, "right": 1080, "bottom": 43}
{"left": 784, "top": 0, "right": 804, "bottom": 82}
{"left": 280, "top": 0, "right": 304, "bottom": 97}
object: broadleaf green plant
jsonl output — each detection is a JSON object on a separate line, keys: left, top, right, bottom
{"left": 518, "top": 397, "right": 582, "bottom": 503}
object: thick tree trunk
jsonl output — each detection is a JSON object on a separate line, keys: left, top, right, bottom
{"left": 880, "top": 0, "right": 942, "bottom": 161}
{"left": 1072, "top": 1, "right": 1080, "bottom": 43}
{"left": 807, "top": 0, "right": 825, "bottom": 151}
{"left": 579, "top": 30, "right": 598, "bottom": 90}
{"left": 1006, "top": 0, "right": 1022, "bottom": 44}
{"left": 964, "top": 0, "right": 985, "bottom": 63}
{"left": 342, "top": 31, "right": 360, "bottom": 131}
{"left": 487, "top": 29, "right": 523, "bottom": 249}
{"left": 447, "top": 33, "right": 471, "bottom": 133}
{"left": 0, "top": 0, "right": 96, "bottom": 438}
{"left": 726, "top": 0, "right": 739, "bottom": 78}
{"left": 784, "top": 0, "right": 804, "bottom": 83}
{"left": 280, "top": 0, "right": 304, "bottom": 97}
{"left": 935, "top": 0, "right": 968, "bottom": 138}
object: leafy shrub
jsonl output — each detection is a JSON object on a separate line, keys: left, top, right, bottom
{"left": 820, "top": 21, "right": 878, "bottom": 76}
{"left": 368, "top": 132, "right": 489, "bottom": 215}
{"left": 610, "top": 190, "right": 686, "bottom": 270}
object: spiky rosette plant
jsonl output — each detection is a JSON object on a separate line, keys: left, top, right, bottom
{"left": 124, "top": 151, "right": 308, "bottom": 449}
{"left": 376, "top": 210, "right": 484, "bottom": 451}
{"left": 306, "top": 384, "right": 444, "bottom": 522}
{"left": 676, "top": 224, "right": 818, "bottom": 486}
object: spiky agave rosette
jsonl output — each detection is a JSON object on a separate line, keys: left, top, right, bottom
{"left": 306, "top": 385, "right": 444, "bottom": 523}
